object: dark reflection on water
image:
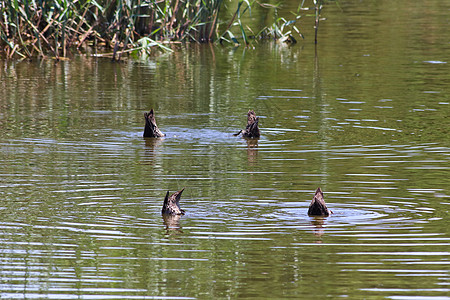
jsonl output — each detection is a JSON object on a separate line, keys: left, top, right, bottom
{"left": 245, "top": 138, "right": 259, "bottom": 164}
{"left": 309, "top": 217, "right": 327, "bottom": 240}
{"left": 162, "top": 214, "right": 184, "bottom": 236}
{"left": 1, "top": 0, "right": 450, "bottom": 299}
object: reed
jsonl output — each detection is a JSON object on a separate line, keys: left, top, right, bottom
{"left": 0, "top": 0, "right": 328, "bottom": 59}
{"left": 314, "top": 0, "right": 323, "bottom": 44}
{"left": 0, "top": 0, "right": 225, "bottom": 59}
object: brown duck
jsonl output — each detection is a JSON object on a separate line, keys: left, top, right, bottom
{"left": 144, "top": 109, "right": 165, "bottom": 138}
{"left": 162, "top": 189, "right": 185, "bottom": 215}
{"left": 308, "top": 187, "right": 332, "bottom": 217}
{"left": 234, "top": 110, "right": 260, "bottom": 138}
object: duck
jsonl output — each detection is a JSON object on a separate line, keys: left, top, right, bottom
{"left": 308, "top": 187, "right": 332, "bottom": 217}
{"left": 234, "top": 110, "right": 260, "bottom": 138}
{"left": 144, "top": 109, "right": 165, "bottom": 138}
{"left": 161, "top": 188, "right": 185, "bottom": 215}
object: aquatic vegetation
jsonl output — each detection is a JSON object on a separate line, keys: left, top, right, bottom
{"left": 0, "top": 0, "right": 330, "bottom": 59}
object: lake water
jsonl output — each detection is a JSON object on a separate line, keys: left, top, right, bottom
{"left": 0, "top": 1, "right": 449, "bottom": 299}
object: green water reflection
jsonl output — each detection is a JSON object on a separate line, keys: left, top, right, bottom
{"left": 0, "top": 0, "right": 449, "bottom": 299}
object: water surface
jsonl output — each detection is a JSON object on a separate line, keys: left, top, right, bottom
{"left": 0, "top": 0, "right": 449, "bottom": 299}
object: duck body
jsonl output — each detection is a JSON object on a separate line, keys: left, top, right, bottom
{"left": 308, "top": 187, "right": 331, "bottom": 217}
{"left": 162, "top": 189, "right": 185, "bottom": 215}
{"left": 234, "top": 110, "right": 260, "bottom": 138}
{"left": 144, "top": 109, "right": 165, "bottom": 138}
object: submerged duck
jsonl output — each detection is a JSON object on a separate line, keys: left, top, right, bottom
{"left": 144, "top": 109, "right": 165, "bottom": 138}
{"left": 162, "top": 189, "right": 185, "bottom": 215}
{"left": 234, "top": 110, "right": 260, "bottom": 138}
{"left": 308, "top": 187, "right": 332, "bottom": 217}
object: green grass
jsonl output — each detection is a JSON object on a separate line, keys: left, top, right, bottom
{"left": 0, "top": 0, "right": 329, "bottom": 59}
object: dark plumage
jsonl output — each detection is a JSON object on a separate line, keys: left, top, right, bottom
{"left": 234, "top": 110, "right": 260, "bottom": 138}
{"left": 144, "top": 109, "right": 165, "bottom": 138}
{"left": 161, "top": 189, "right": 185, "bottom": 215}
{"left": 308, "top": 187, "right": 331, "bottom": 217}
